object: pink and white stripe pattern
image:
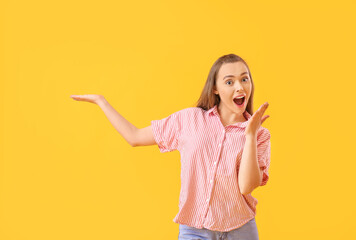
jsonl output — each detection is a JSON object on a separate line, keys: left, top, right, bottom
{"left": 151, "top": 104, "right": 271, "bottom": 232}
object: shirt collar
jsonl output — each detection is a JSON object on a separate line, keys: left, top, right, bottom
{"left": 207, "top": 104, "right": 252, "bottom": 128}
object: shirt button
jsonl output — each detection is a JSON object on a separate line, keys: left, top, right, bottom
{"left": 218, "top": 143, "right": 221, "bottom": 147}
{"left": 210, "top": 179, "right": 213, "bottom": 183}
{"left": 222, "top": 130, "right": 225, "bottom": 133}
{"left": 206, "top": 198, "right": 209, "bottom": 202}
{"left": 214, "top": 161, "right": 217, "bottom": 165}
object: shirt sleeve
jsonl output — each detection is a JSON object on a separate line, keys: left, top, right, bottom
{"left": 257, "top": 128, "right": 271, "bottom": 186}
{"left": 150, "top": 109, "right": 183, "bottom": 153}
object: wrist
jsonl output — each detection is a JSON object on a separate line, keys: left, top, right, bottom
{"left": 245, "top": 133, "right": 257, "bottom": 140}
{"left": 97, "top": 96, "right": 108, "bottom": 107}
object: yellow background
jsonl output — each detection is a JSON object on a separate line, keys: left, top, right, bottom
{"left": 1, "top": 0, "right": 355, "bottom": 239}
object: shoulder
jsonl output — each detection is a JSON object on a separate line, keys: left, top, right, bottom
{"left": 155, "top": 107, "right": 203, "bottom": 120}
{"left": 174, "top": 107, "right": 205, "bottom": 116}
{"left": 257, "top": 126, "right": 271, "bottom": 140}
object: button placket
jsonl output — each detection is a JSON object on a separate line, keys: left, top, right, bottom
{"left": 204, "top": 129, "right": 225, "bottom": 219}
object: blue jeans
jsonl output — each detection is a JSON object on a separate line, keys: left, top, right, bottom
{"left": 178, "top": 218, "right": 259, "bottom": 240}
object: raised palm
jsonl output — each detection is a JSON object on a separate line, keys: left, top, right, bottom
{"left": 70, "top": 94, "right": 103, "bottom": 104}
{"left": 245, "top": 102, "right": 270, "bottom": 137}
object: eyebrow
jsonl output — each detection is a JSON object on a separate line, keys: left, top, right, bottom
{"left": 223, "top": 72, "right": 249, "bottom": 80}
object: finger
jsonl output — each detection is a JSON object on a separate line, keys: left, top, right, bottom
{"left": 252, "top": 103, "right": 268, "bottom": 119}
{"left": 259, "top": 102, "right": 269, "bottom": 115}
{"left": 262, "top": 102, "right": 269, "bottom": 110}
{"left": 256, "top": 103, "right": 268, "bottom": 118}
{"left": 71, "top": 95, "right": 82, "bottom": 100}
{"left": 257, "top": 104, "right": 264, "bottom": 111}
{"left": 258, "top": 102, "right": 268, "bottom": 111}
{"left": 261, "top": 115, "right": 270, "bottom": 124}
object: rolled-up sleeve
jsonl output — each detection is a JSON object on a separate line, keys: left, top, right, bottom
{"left": 151, "top": 110, "right": 182, "bottom": 153}
{"left": 257, "top": 128, "right": 271, "bottom": 186}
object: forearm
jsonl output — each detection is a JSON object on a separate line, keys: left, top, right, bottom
{"left": 238, "top": 134, "right": 260, "bottom": 195}
{"left": 97, "top": 98, "right": 137, "bottom": 146}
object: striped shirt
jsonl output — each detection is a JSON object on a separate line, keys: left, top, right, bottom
{"left": 151, "top": 104, "right": 271, "bottom": 232}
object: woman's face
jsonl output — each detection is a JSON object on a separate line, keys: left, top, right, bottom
{"left": 213, "top": 61, "right": 252, "bottom": 113}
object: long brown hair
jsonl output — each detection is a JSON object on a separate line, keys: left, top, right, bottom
{"left": 195, "top": 53, "right": 255, "bottom": 115}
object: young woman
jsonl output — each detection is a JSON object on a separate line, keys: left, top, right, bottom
{"left": 71, "top": 53, "right": 271, "bottom": 240}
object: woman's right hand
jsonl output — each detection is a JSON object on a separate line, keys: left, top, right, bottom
{"left": 70, "top": 94, "right": 104, "bottom": 105}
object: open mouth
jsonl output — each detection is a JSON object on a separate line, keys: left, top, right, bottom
{"left": 233, "top": 96, "right": 245, "bottom": 106}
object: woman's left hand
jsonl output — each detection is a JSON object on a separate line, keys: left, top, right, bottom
{"left": 244, "top": 102, "right": 270, "bottom": 137}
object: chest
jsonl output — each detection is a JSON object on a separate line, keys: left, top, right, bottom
{"left": 179, "top": 122, "right": 246, "bottom": 165}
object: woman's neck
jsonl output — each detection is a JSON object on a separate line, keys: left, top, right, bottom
{"left": 217, "top": 103, "right": 247, "bottom": 126}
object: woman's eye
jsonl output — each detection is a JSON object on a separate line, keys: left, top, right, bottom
{"left": 226, "top": 78, "right": 248, "bottom": 85}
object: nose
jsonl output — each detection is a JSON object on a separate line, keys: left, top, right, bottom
{"left": 235, "top": 82, "right": 244, "bottom": 92}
